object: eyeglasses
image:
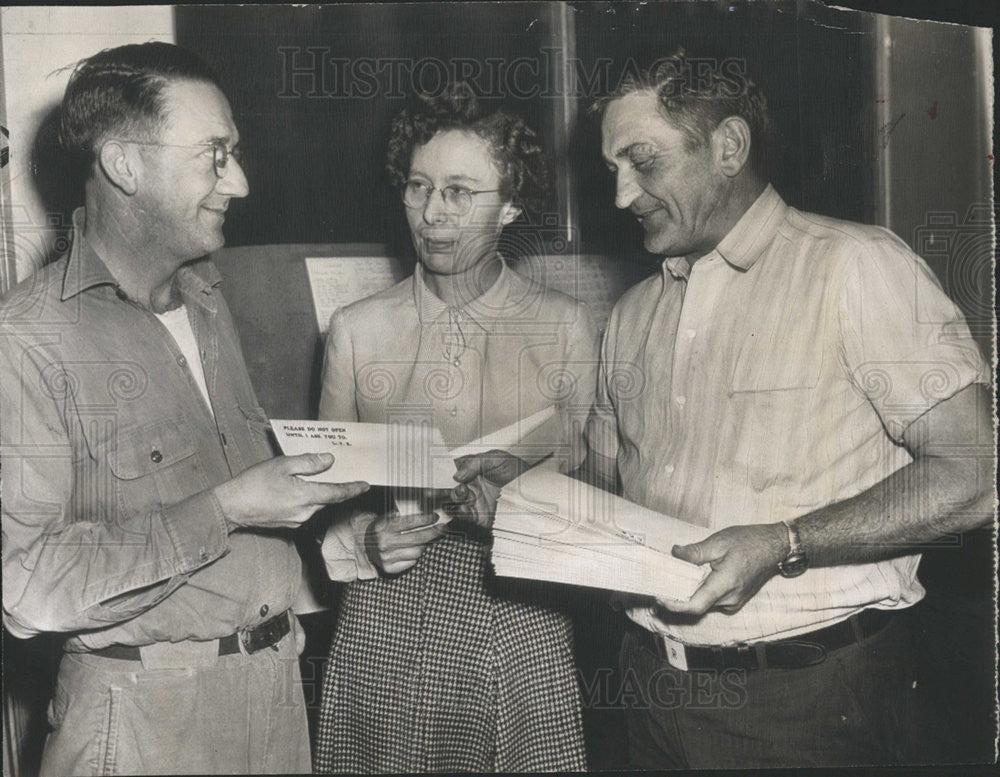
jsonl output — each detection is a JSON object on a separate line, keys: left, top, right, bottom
{"left": 401, "top": 180, "right": 502, "bottom": 215}
{"left": 112, "top": 139, "right": 244, "bottom": 179}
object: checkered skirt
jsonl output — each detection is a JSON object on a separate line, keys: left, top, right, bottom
{"left": 313, "top": 533, "right": 587, "bottom": 773}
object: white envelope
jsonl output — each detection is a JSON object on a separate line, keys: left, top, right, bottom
{"left": 270, "top": 419, "right": 456, "bottom": 489}
{"left": 270, "top": 405, "right": 559, "bottom": 491}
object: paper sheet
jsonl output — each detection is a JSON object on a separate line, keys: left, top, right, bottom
{"left": 448, "top": 405, "right": 557, "bottom": 461}
{"left": 304, "top": 256, "right": 400, "bottom": 334}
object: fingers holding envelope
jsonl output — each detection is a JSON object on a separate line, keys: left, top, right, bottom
{"left": 446, "top": 476, "right": 502, "bottom": 529}
{"left": 364, "top": 511, "right": 446, "bottom": 576}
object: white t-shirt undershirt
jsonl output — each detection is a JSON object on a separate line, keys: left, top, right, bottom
{"left": 155, "top": 305, "right": 213, "bottom": 414}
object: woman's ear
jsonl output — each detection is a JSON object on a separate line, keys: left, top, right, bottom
{"left": 500, "top": 202, "right": 521, "bottom": 227}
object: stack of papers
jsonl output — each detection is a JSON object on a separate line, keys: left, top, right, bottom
{"left": 492, "top": 469, "right": 711, "bottom": 601}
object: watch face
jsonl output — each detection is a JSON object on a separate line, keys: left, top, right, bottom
{"left": 779, "top": 553, "right": 809, "bottom": 578}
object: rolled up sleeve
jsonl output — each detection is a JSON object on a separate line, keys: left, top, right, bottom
{"left": 839, "top": 233, "right": 990, "bottom": 442}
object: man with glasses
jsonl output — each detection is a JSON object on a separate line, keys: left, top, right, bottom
{"left": 0, "top": 42, "right": 368, "bottom": 775}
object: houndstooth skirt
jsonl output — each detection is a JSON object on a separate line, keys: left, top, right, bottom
{"left": 313, "top": 533, "right": 587, "bottom": 773}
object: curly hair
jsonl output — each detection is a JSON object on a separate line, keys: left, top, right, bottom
{"left": 590, "top": 48, "right": 771, "bottom": 179}
{"left": 386, "top": 82, "right": 553, "bottom": 215}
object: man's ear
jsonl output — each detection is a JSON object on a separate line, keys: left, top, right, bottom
{"left": 97, "top": 140, "right": 139, "bottom": 195}
{"left": 713, "top": 116, "right": 752, "bottom": 178}
{"left": 499, "top": 202, "right": 521, "bottom": 227}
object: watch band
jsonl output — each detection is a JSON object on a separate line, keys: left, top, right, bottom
{"left": 778, "top": 520, "right": 809, "bottom": 577}
{"left": 781, "top": 520, "right": 802, "bottom": 556}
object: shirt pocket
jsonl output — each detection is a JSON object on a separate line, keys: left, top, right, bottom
{"left": 727, "top": 340, "right": 822, "bottom": 494}
{"left": 97, "top": 419, "right": 205, "bottom": 522}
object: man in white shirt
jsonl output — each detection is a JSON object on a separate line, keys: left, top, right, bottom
{"left": 579, "top": 51, "right": 993, "bottom": 767}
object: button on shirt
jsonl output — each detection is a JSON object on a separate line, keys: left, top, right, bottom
{"left": 318, "top": 259, "right": 599, "bottom": 580}
{"left": 0, "top": 209, "right": 300, "bottom": 650}
{"left": 586, "top": 185, "right": 989, "bottom": 646}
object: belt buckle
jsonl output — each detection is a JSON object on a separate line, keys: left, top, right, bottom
{"left": 735, "top": 642, "right": 759, "bottom": 670}
{"left": 661, "top": 634, "right": 689, "bottom": 671}
{"left": 239, "top": 611, "right": 288, "bottom": 655}
{"left": 237, "top": 626, "right": 254, "bottom": 656}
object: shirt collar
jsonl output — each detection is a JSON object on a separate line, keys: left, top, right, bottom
{"left": 714, "top": 183, "right": 786, "bottom": 271}
{"left": 413, "top": 257, "right": 512, "bottom": 333}
{"left": 60, "top": 208, "right": 117, "bottom": 301}
{"left": 60, "top": 207, "right": 222, "bottom": 301}
{"left": 178, "top": 258, "right": 223, "bottom": 297}
{"left": 658, "top": 184, "right": 786, "bottom": 286}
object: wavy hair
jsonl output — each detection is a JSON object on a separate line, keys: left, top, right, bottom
{"left": 386, "top": 82, "right": 553, "bottom": 215}
{"left": 590, "top": 48, "right": 771, "bottom": 179}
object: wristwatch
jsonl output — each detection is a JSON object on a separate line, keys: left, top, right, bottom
{"left": 778, "top": 520, "right": 809, "bottom": 578}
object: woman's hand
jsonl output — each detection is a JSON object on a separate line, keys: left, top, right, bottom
{"left": 364, "top": 512, "right": 446, "bottom": 576}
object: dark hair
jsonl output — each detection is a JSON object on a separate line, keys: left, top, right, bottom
{"left": 59, "top": 42, "right": 222, "bottom": 173}
{"left": 590, "top": 49, "right": 771, "bottom": 178}
{"left": 386, "top": 82, "right": 553, "bottom": 215}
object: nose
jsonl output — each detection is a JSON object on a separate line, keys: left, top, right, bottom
{"left": 422, "top": 189, "right": 449, "bottom": 224}
{"left": 216, "top": 157, "right": 250, "bottom": 199}
{"left": 614, "top": 167, "right": 642, "bottom": 210}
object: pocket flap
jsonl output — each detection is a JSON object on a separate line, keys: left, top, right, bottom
{"left": 105, "top": 420, "right": 197, "bottom": 480}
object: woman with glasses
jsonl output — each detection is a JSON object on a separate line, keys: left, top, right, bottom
{"left": 313, "top": 83, "right": 597, "bottom": 773}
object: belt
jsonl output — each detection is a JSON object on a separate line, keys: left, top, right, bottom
{"left": 89, "top": 610, "right": 291, "bottom": 661}
{"left": 627, "top": 608, "right": 894, "bottom": 671}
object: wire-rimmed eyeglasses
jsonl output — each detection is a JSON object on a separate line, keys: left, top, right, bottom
{"left": 111, "top": 139, "right": 244, "bottom": 179}
{"left": 401, "top": 180, "right": 502, "bottom": 215}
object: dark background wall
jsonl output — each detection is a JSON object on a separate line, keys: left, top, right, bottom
{"left": 568, "top": 0, "right": 875, "bottom": 256}
{"left": 176, "top": 3, "right": 561, "bottom": 261}
{"left": 173, "top": 0, "right": 883, "bottom": 424}
{"left": 176, "top": 1, "right": 876, "bottom": 263}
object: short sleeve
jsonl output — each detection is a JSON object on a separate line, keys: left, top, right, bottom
{"left": 839, "top": 232, "right": 990, "bottom": 441}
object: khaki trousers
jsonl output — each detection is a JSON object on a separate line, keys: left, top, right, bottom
{"left": 40, "top": 631, "right": 310, "bottom": 775}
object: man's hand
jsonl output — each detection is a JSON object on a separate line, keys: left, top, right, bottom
{"left": 445, "top": 476, "right": 502, "bottom": 529}
{"left": 364, "top": 512, "right": 446, "bottom": 576}
{"left": 453, "top": 449, "right": 529, "bottom": 488}
{"left": 449, "top": 450, "right": 527, "bottom": 528}
{"left": 215, "top": 453, "right": 369, "bottom": 532}
{"left": 658, "top": 523, "right": 788, "bottom": 616}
